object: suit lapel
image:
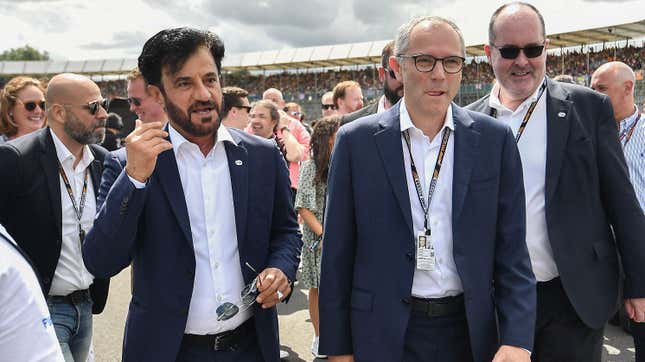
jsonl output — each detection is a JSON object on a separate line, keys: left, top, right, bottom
{"left": 451, "top": 106, "right": 481, "bottom": 223}
{"left": 156, "top": 148, "right": 193, "bottom": 245}
{"left": 39, "top": 129, "right": 62, "bottom": 236}
{"left": 88, "top": 146, "right": 102, "bottom": 195}
{"left": 374, "top": 104, "right": 413, "bottom": 234}
{"left": 224, "top": 138, "right": 248, "bottom": 250}
{"left": 544, "top": 79, "right": 573, "bottom": 203}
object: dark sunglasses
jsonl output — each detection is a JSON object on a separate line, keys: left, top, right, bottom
{"left": 322, "top": 104, "right": 337, "bottom": 110}
{"left": 216, "top": 262, "right": 262, "bottom": 321}
{"left": 233, "top": 105, "right": 252, "bottom": 112}
{"left": 493, "top": 43, "right": 545, "bottom": 59}
{"left": 127, "top": 97, "right": 142, "bottom": 107}
{"left": 18, "top": 100, "right": 46, "bottom": 112}
{"left": 84, "top": 99, "right": 110, "bottom": 115}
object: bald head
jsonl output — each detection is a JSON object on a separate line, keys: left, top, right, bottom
{"left": 46, "top": 73, "right": 107, "bottom": 149}
{"left": 262, "top": 88, "right": 285, "bottom": 108}
{"left": 46, "top": 73, "right": 102, "bottom": 106}
{"left": 591, "top": 61, "right": 636, "bottom": 122}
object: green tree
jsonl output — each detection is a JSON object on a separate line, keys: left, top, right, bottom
{"left": 0, "top": 45, "right": 50, "bottom": 61}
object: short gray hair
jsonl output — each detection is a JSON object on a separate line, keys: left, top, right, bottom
{"left": 394, "top": 16, "right": 465, "bottom": 57}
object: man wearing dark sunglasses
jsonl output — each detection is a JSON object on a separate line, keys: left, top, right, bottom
{"left": 221, "top": 86, "right": 251, "bottom": 130}
{"left": 0, "top": 73, "right": 110, "bottom": 362}
{"left": 126, "top": 67, "right": 168, "bottom": 124}
{"left": 321, "top": 91, "right": 337, "bottom": 117}
{"left": 82, "top": 28, "right": 301, "bottom": 362}
{"left": 467, "top": 3, "right": 645, "bottom": 362}
{"left": 341, "top": 40, "right": 404, "bottom": 125}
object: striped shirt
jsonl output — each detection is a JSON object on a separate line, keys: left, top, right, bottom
{"left": 619, "top": 106, "right": 645, "bottom": 212}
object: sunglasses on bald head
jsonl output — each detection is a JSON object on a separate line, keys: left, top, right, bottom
{"left": 492, "top": 43, "right": 545, "bottom": 59}
{"left": 17, "top": 99, "right": 46, "bottom": 112}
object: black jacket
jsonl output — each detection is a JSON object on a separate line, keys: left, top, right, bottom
{"left": 467, "top": 78, "right": 645, "bottom": 328}
{"left": 0, "top": 128, "right": 110, "bottom": 314}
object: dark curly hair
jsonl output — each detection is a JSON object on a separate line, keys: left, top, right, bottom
{"left": 138, "top": 27, "right": 225, "bottom": 90}
{"left": 311, "top": 116, "right": 341, "bottom": 185}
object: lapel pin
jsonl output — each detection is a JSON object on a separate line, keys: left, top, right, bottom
{"left": 557, "top": 112, "right": 566, "bottom": 118}
{"left": 235, "top": 160, "right": 243, "bottom": 166}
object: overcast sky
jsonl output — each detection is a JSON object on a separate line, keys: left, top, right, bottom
{"left": 0, "top": 0, "right": 643, "bottom": 61}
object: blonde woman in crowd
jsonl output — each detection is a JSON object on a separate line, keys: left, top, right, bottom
{"left": 0, "top": 76, "right": 46, "bottom": 143}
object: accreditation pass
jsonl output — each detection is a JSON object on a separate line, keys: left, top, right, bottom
{"left": 416, "top": 230, "right": 436, "bottom": 271}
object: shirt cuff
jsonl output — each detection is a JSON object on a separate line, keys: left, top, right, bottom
{"left": 128, "top": 175, "right": 147, "bottom": 189}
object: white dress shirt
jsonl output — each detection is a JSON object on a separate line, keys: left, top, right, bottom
{"left": 489, "top": 79, "right": 559, "bottom": 282}
{"left": 0, "top": 225, "right": 64, "bottom": 362}
{"left": 619, "top": 106, "right": 645, "bottom": 212}
{"left": 168, "top": 125, "right": 250, "bottom": 334}
{"left": 49, "top": 129, "right": 96, "bottom": 296}
{"left": 399, "top": 98, "right": 463, "bottom": 298}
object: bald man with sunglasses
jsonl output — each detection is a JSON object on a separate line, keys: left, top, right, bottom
{"left": 0, "top": 73, "right": 110, "bottom": 362}
{"left": 467, "top": 3, "right": 645, "bottom": 361}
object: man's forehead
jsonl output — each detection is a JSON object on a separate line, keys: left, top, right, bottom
{"left": 407, "top": 22, "right": 460, "bottom": 52}
{"left": 493, "top": 9, "right": 543, "bottom": 43}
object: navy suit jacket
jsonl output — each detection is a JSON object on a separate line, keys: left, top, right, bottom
{"left": 318, "top": 103, "right": 536, "bottom": 362}
{"left": 467, "top": 78, "right": 645, "bottom": 328}
{"left": 83, "top": 127, "right": 302, "bottom": 362}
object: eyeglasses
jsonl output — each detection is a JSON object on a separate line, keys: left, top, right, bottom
{"left": 216, "top": 263, "right": 262, "bottom": 321}
{"left": 17, "top": 99, "right": 46, "bottom": 112}
{"left": 67, "top": 99, "right": 109, "bottom": 115}
{"left": 127, "top": 97, "right": 142, "bottom": 107}
{"left": 233, "top": 105, "right": 252, "bottom": 113}
{"left": 321, "top": 104, "right": 337, "bottom": 110}
{"left": 492, "top": 43, "right": 545, "bottom": 59}
{"left": 396, "top": 53, "right": 465, "bottom": 74}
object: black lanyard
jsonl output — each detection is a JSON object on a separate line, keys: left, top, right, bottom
{"left": 57, "top": 160, "right": 89, "bottom": 242}
{"left": 403, "top": 127, "right": 451, "bottom": 235}
{"left": 619, "top": 113, "right": 641, "bottom": 147}
{"left": 490, "top": 80, "right": 547, "bottom": 143}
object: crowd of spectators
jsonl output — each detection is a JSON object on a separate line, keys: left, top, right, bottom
{"left": 3, "top": 44, "right": 642, "bottom": 100}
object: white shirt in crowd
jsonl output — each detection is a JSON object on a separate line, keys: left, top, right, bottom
{"left": 130, "top": 125, "right": 250, "bottom": 334}
{"left": 399, "top": 98, "right": 463, "bottom": 298}
{"left": 49, "top": 129, "right": 96, "bottom": 296}
{"left": 0, "top": 224, "right": 64, "bottom": 362}
{"left": 488, "top": 78, "right": 559, "bottom": 282}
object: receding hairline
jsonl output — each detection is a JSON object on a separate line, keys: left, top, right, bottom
{"left": 489, "top": 2, "right": 546, "bottom": 44}
{"left": 594, "top": 61, "right": 635, "bottom": 84}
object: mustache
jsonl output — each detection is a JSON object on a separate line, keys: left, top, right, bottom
{"left": 188, "top": 100, "right": 218, "bottom": 113}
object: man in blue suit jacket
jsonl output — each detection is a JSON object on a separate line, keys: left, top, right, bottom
{"left": 83, "top": 28, "right": 301, "bottom": 362}
{"left": 319, "top": 17, "right": 536, "bottom": 362}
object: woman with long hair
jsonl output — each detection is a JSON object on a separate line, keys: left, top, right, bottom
{"left": 294, "top": 116, "right": 340, "bottom": 359}
{"left": 0, "top": 76, "right": 46, "bottom": 143}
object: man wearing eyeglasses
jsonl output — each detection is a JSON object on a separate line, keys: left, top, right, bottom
{"left": 0, "top": 73, "right": 110, "bottom": 362}
{"left": 221, "top": 86, "right": 251, "bottom": 130}
{"left": 341, "top": 40, "right": 404, "bottom": 125}
{"left": 82, "top": 28, "right": 301, "bottom": 362}
{"left": 320, "top": 15, "right": 535, "bottom": 362}
{"left": 467, "top": 3, "right": 645, "bottom": 362}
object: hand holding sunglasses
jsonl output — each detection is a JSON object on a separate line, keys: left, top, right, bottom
{"left": 254, "top": 266, "right": 291, "bottom": 309}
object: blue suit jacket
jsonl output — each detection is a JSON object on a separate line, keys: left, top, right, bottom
{"left": 318, "top": 103, "right": 536, "bottom": 362}
{"left": 83, "top": 127, "right": 302, "bottom": 362}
